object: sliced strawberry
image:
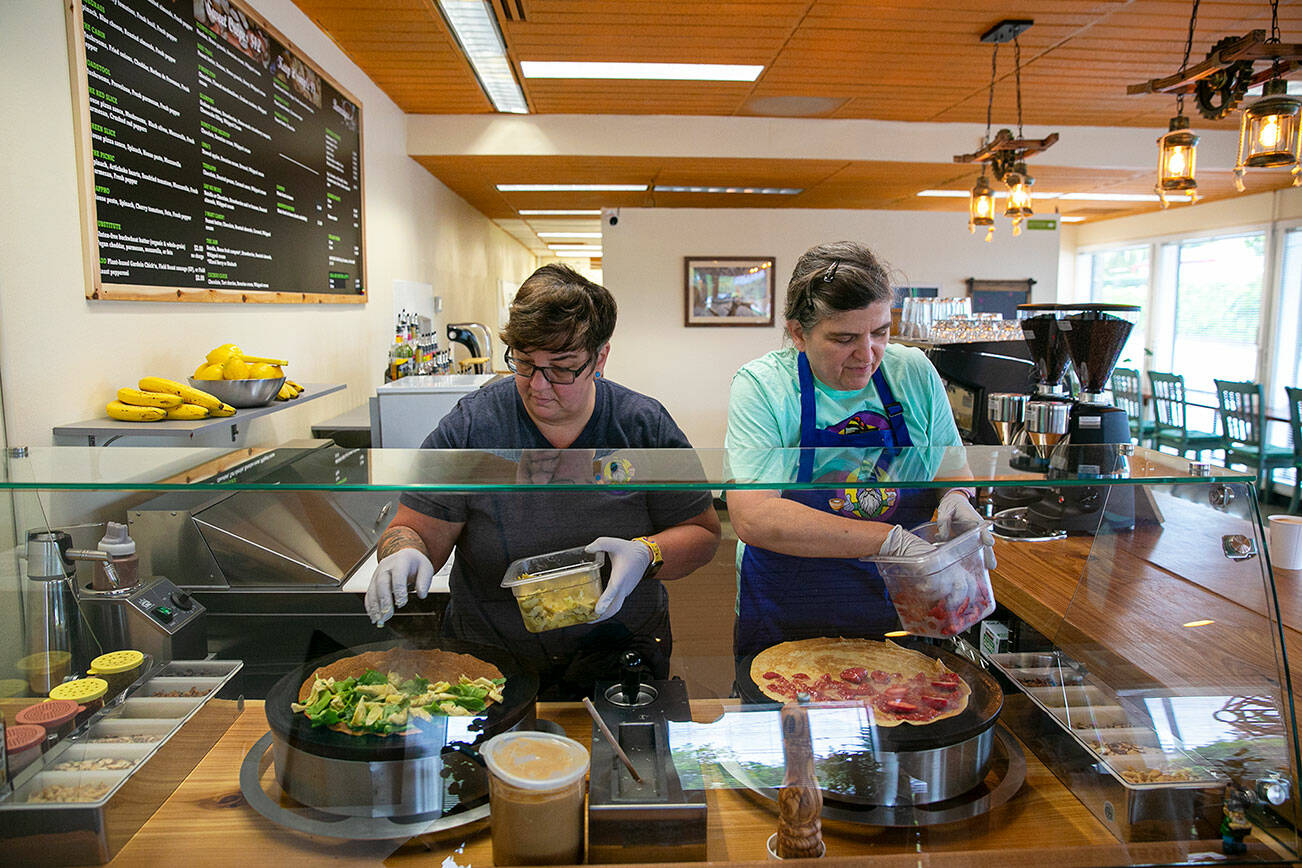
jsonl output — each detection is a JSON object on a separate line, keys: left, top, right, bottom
{"left": 793, "top": 673, "right": 810, "bottom": 681}
{"left": 882, "top": 698, "right": 918, "bottom": 714}
{"left": 762, "top": 671, "right": 783, "bottom": 680}
{"left": 920, "top": 693, "right": 950, "bottom": 710}
{"left": 929, "top": 679, "right": 959, "bottom": 692}
{"left": 870, "top": 669, "right": 891, "bottom": 683}
{"left": 883, "top": 685, "right": 909, "bottom": 698}
{"left": 840, "top": 667, "right": 868, "bottom": 684}
{"left": 935, "top": 672, "right": 960, "bottom": 684}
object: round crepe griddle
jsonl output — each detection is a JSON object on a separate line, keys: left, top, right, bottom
{"left": 736, "top": 640, "right": 1002, "bottom": 753}
{"left": 265, "top": 639, "right": 538, "bottom": 763}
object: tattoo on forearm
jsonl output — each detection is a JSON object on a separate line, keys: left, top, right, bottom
{"left": 378, "top": 525, "right": 429, "bottom": 559}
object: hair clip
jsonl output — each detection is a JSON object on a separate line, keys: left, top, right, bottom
{"left": 822, "top": 261, "right": 840, "bottom": 283}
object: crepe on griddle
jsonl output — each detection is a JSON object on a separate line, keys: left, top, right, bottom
{"left": 296, "top": 647, "right": 505, "bottom": 736}
{"left": 750, "top": 637, "right": 970, "bottom": 727}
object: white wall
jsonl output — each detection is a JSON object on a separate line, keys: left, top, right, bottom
{"left": 600, "top": 208, "right": 1060, "bottom": 447}
{"left": 0, "top": 0, "right": 533, "bottom": 450}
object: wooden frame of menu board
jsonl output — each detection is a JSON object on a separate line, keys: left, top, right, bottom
{"left": 65, "top": 0, "right": 366, "bottom": 303}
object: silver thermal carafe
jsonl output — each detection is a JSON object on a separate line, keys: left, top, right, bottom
{"left": 22, "top": 530, "right": 87, "bottom": 684}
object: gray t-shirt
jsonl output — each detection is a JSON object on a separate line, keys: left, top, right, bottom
{"left": 401, "top": 377, "right": 711, "bottom": 672}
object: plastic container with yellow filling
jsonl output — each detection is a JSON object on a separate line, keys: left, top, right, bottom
{"left": 89, "top": 650, "right": 146, "bottom": 705}
{"left": 50, "top": 678, "right": 109, "bottom": 726}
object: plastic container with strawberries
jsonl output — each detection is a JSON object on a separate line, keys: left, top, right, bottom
{"left": 866, "top": 520, "right": 996, "bottom": 638}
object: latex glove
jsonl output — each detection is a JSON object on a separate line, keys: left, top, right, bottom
{"left": 585, "top": 536, "right": 652, "bottom": 622}
{"left": 364, "top": 548, "right": 434, "bottom": 626}
{"left": 877, "top": 525, "right": 936, "bottom": 558}
{"left": 936, "top": 490, "right": 997, "bottom": 570}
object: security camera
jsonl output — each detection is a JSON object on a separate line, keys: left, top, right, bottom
{"left": 608, "top": 214, "right": 619, "bottom": 226}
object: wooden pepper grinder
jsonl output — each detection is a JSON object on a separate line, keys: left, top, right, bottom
{"left": 777, "top": 703, "right": 824, "bottom": 858}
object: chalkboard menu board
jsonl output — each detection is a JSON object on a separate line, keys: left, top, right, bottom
{"left": 68, "top": 0, "right": 365, "bottom": 302}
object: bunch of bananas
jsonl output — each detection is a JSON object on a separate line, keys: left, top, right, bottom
{"left": 275, "top": 380, "right": 305, "bottom": 401}
{"left": 193, "top": 343, "right": 289, "bottom": 381}
{"left": 106, "top": 378, "right": 235, "bottom": 422}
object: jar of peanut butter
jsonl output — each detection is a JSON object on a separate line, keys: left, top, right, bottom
{"left": 480, "top": 731, "right": 589, "bottom": 866}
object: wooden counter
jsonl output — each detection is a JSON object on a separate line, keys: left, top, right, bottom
{"left": 99, "top": 698, "right": 1269, "bottom": 867}
{"left": 42, "top": 488, "right": 1302, "bottom": 865}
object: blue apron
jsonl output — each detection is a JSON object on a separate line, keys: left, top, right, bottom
{"left": 735, "top": 352, "right": 940, "bottom": 659}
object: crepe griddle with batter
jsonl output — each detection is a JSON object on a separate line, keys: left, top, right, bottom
{"left": 736, "top": 640, "right": 1002, "bottom": 753}
{"left": 265, "top": 640, "right": 538, "bottom": 763}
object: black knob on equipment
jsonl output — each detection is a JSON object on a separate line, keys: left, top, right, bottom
{"left": 171, "top": 590, "right": 194, "bottom": 611}
{"left": 620, "top": 651, "right": 642, "bottom": 704}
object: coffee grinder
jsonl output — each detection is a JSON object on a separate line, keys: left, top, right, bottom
{"left": 989, "top": 304, "right": 1074, "bottom": 515}
{"left": 997, "top": 303, "right": 1142, "bottom": 536}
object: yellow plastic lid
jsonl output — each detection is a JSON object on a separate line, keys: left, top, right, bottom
{"left": 49, "top": 677, "right": 108, "bottom": 703}
{"left": 89, "top": 650, "right": 144, "bottom": 675}
{"left": 16, "top": 650, "right": 71, "bottom": 672}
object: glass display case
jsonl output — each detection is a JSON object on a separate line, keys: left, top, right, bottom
{"left": 0, "top": 442, "right": 1295, "bottom": 866}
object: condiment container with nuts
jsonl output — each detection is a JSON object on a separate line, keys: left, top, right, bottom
{"left": 49, "top": 678, "right": 108, "bottom": 727}
{"left": 5, "top": 724, "right": 47, "bottom": 775}
{"left": 88, "top": 650, "right": 145, "bottom": 705}
{"left": 15, "top": 699, "right": 82, "bottom": 745}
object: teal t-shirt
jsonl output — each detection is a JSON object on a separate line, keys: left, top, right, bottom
{"left": 725, "top": 343, "right": 963, "bottom": 477}
{"left": 724, "top": 344, "right": 967, "bottom": 583}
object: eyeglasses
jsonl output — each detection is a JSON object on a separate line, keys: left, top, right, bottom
{"left": 504, "top": 348, "right": 593, "bottom": 385}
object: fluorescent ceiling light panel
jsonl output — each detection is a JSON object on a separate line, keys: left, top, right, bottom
{"left": 520, "top": 61, "right": 763, "bottom": 81}
{"left": 548, "top": 245, "right": 603, "bottom": 252}
{"left": 654, "top": 186, "right": 802, "bottom": 194}
{"left": 554, "top": 251, "right": 603, "bottom": 259}
{"left": 1058, "top": 192, "right": 1161, "bottom": 202}
{"left": 519, "top": 210, "right": 603, "bottom": 215}
{"left": 498, "top": 184, "right": 647, "bottom": 192}
{"left": 537, "top": 232, "right": 603, "bottom": 238}
{"left": 917, "top": 189, "right": 1064, "bottom": 199}
{"left": 1060, "top": 215, "right": 1086, "bottom": 223}
{"left": 436, "top": 0, "right": 528, "bottom": 114}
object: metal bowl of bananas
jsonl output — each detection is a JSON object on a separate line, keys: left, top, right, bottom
{"left": 187, "top": 377, "right": 285, "bottom": 408}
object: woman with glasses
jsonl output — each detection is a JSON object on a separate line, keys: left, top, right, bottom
{"left": 366, "top": 264, "right": 720, "bottom": 699}
{"left": 725, "top": 241, "right": 994, "bottom": 664}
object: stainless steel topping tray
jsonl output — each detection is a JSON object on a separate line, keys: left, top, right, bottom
{"left": 987, "top": 650, "right": 1225, "bottom": 842}
{"left": 0, "top": 659, "right": 243, "bottom": 865}
{"left": 987, "top": 651, "right": 1218, "bottom": 788}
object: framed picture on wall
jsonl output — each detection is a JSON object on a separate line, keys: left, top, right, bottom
{"left": 685, "top": 257, "right": 776, "bottom": 326}
{"left": 965, "top": 278, "right": 1036, "bottom": 320}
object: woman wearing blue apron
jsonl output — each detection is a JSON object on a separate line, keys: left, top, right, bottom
{"left": 725, "top": 241, "right": 997, "bottom": 667}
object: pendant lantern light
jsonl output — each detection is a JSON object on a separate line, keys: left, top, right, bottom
{"left": 969, "top": 173, "right": 996, "bottom": 241}
{"left": 1234, "top": 77, "right": 1302, "bottom": 190}
{"left": 1003, "top": 162, "right": 1034, "bottom": 235}
{"left": 1155, "top": 0, "right": 1201, "bottom": 207}
{"left": 1157, "top": 114, "right": 1200, "bottom": 207}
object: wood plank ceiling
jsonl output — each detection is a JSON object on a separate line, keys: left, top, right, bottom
{"left": 293, "top": 0, "right": 1302, "bottom": 245}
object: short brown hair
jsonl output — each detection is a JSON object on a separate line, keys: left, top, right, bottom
{"left": 500, "top": 264, "right": 617, "bottom": 357}
{"left": 784, "top": 241, "right": 895, "bottom": 332}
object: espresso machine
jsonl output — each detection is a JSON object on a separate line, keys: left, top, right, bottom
{"left": 994, "top": 303, "right": 1144, "bottom": 536}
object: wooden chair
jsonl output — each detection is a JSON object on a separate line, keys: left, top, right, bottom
{"left": 1110, "top": 367, "right": 1153, "bottom": 446}
{"left": 1214, "top": 378, "right": 1294, "bottom": 498}
{"left": 1287, "top": 386, "right": 1302, "bottom": 514}
{"left": 1148, "top": 371, "right": 1222, "bottom": 459}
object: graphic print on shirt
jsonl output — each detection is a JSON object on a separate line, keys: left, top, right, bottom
{"left": 823, "top": 410, "right": 901, "bottom": 520}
